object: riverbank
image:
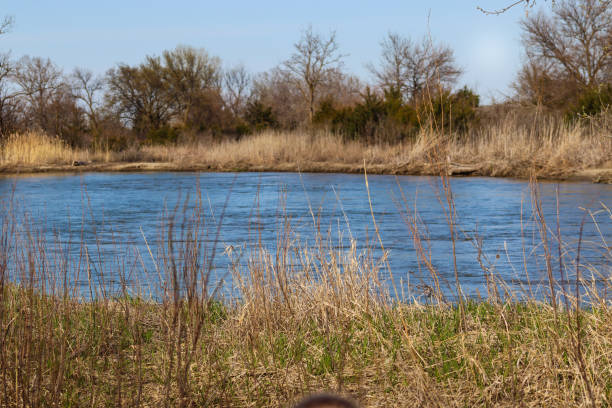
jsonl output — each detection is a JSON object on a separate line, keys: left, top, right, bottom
{"left": 2, "top": 159, "right": 612, "bottom": 183}
{"left": 2, "top": 283, "right": 610, "bottom": 407}
{"left": 1, "top": 127, "right": 611, "bottom": 182}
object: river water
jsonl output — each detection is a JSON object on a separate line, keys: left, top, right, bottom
{"left": 1, "top": 172, "right": 610, "bottom": 301}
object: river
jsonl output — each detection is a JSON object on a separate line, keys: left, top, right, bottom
{"left": 1, "top": 172, "right": 610, "bottom": 302}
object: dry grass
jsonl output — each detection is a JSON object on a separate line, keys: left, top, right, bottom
{"left": 460, "top": 118, "right": 611, "bottom": 177}
{"left": 0, "top": 131, "right": 92, "bottom": 165}
{"left": 1, "top": 117, "right": 611, "bottom": 179}
{"left": 139, "top": 117, "right": 611, "bottom": 178}
{"left": 0, "top": 181, "right": 610, "bottom": 407}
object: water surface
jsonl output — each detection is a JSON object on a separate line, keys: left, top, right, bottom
{"left": 1, "top": 172, "right": 610, "bottom": 301}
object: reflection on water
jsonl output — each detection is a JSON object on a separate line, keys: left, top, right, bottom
{"left": 1, "top": 172, "right": 610, "bottom": 301}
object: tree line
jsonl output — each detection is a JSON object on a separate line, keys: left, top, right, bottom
{"left": 0, "top": 0, "right": 610, "bottom": 148}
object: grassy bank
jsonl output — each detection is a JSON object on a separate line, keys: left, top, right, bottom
{"left": 2, "top": 284, "right": 610, "bottom": 407}
{"left": 1, "top": 117, "right": 611, "bottom": 182}
{"left": 0, "top": 181, "right": 610, "bottom": 407}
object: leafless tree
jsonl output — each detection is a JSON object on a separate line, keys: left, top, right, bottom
{"left": 322, "top": 73, "right": 363, "bottom": 107}
{"left": 521, "top": 0, "right": 611, "bottom": 87}
{"left": 0, "top": 15, "right": 13, "bottom": 36}
{"left": 0, "top": 15, "right": 21, "bottom": 135}
{"left": 282, "top": 26, "right": 345, "bottom": 124}
{"left": 71, "top": 68, "right": 105, "bottom": 137}
{"left": 370, "top": 33, "right": 462, "bottom": 103}
{"left": 106, "top": 58, "right": 173, "bottom": 135}
{"left": 251, "top": 68, "right": 305, "bottom": 129}
{"left": 0, "top": 54, "right": 12, "bottom": 88}
{"left": 513, "top": 58, "right": 580, "bottom": 107}
{"left": 162, "top": 45, "right": 222, "bottom": 126}
{"left": 45, "top": 84, "right": 87, "bottom": 145}
{"left": 478, "top": 0, "right": 553, "bottom": 15}
{"left": 368, "top": 33, "right": 408, "bottom": 98}
{"left": 0, "top": 53, "right": 20, "bottom": 135}
{"left": 14, "top": 56, "right": 64, "bottom": 131}
{"left": 223, "top": 64, "right": 251, "bottom": 117}
{"left": 515, "top": 0, "right": 612, "bottom": 105}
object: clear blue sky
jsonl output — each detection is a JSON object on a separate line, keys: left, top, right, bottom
{"left": 1, "top": 1, "right": 537, "bottom": 103}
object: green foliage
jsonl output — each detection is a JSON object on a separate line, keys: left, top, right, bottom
{"left": 314, "top": 86, "right": 478, "bottom": 142}
{"left": 244, "top": 99, "right": 278, "bottom": 132}
{"left": 314, "top": 88, "right": 389, "bottom": 142}
{"left": 451, "top": 86, "right": 480, "bottom": 131}
{"left": 145, "top": 125, "right": 179, "bottom": 145}
{"left": 108, "top": 134, "right": 131, "bottom": 151}
{"left": 312, "top": 97, "right": 338, "bottom": 124}
{"left": 234, "top": 122, "right": 251, "bottom": 137}
{"left": 566, "top": 84, "right": 612, "bottom": 119}
{"left": 333, "top": 88, "right": 386, "bottom": 141}
{"left": 422, "top": 86, "right": 480, "bottom": 133}
{"left": 382, "top": 87, "right": 418, "bottom": 127}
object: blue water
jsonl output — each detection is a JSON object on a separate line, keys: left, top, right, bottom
{"left": 1, "top": 172, "right": 610, "bottom": 301}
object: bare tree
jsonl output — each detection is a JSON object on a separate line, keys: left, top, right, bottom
{"left": 0, "top": 53, "right": 20, "bottom": 135}
{"left": 521, "top": 0, "right": 611, "bottom": 87}
{"left": 71, "top": 68, "right": 105, "bottom": 138}
{"left": 515, "top": 0, "right": 612, "bottom": 106}
{"left": 513, "top": 58, "right": 581, "bottom": 107}
{"left": 478, "top": 0, "right": 553, "bottom": 15}
{"left": 322, "top": 73, "right": 363, "bottom": 107}
{"left": 370, "top": 33, "right": 462, "bottom": 103}
{"left": 45, "top": 84, "right": 87, "bottom": 145}
{"left": 368, "top": 33, "right": 408, "bottom": 97}
{"left": 283, "top": 26, "right": 344, "bottom": 124}
{"left": 0, "top": 16, "right": 20, "bottom": 135}
{"left": 223, "top": 64, "right": 251, "bottom": 117}
{"left": 162, "top": 45, "right": 222, "bottom": 126}
{"left": 251, "top": 68, "right": 305, "bottom": 129}
{"left": 0, "top": 15, "right": 13, "bottom": 36}
{"left": 106, "top": 58, "right": 173, "bottom": 135}
{"left": 0, "top": 54, "right": 11, "bottom": 89}
{"left": 14, "top": 56, "right": 64, "bottom": 131}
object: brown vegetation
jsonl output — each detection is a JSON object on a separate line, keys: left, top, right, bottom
{"left": 515, "top": 0, "right": 611, "bottom": 109}
{"left": 1, "top": 114, "right": 611, "bottom": 183}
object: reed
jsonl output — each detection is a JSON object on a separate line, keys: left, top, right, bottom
{"left": 0, "top": 131, "right": 85, "bottom": 165}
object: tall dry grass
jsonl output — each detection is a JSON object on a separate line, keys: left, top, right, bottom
{"left": 0, "top": 131, "right": 129, "bottom": 167}
{"left": 0, "top": 176, "right": 610, "bottom": 407}
{"left": 0, "top": 131, "right": 88, "bottom": 166}
{"left": 459, "top": 117, "right": 611, "bottom": 176}
{"left": 1, "top": 116, "right": 610, "bottom": 178}
{"left": 138, "top": 116, "right": 611, "bottom": 176}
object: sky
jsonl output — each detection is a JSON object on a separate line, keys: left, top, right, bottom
{"left": 0, "top": 1, "right": 539, "bottom": 103}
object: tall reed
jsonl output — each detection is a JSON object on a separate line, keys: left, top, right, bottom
{"left": 0, "top": 131, "right": 81, "bottom": 165}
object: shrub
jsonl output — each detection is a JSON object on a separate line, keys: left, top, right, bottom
{"left": 146, "top": 126, "right": 179, "bottom": 145}
{"left": 566, "top": 84, "right": 612, "bottom": 119}
{"left": 245, "top": 100, "right": 278, "bottom": 133}
{"left": 419, "top": 86, "right": 480, "bottom": 134}
{"left": 314, "top": 88, "right": 420, "bottom": 143}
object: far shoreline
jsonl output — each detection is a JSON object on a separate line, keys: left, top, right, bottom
{"left": 1, "top": 161, "right": 611, "bottom": 184}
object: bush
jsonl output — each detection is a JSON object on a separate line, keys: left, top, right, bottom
{"left": 146, "top": 126, "right": 179, "bottom": 145}
{"left": 244, "top": 100, "right": 278, "bottom": 133}
{"left": 566, "top": 84, "right": 612, "bottom": 119}
{"left": 420, "top": 86, "right": 479, "bottom": 133}
{"left": 314, "top": 88, "right": 422, "bottom": 143}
